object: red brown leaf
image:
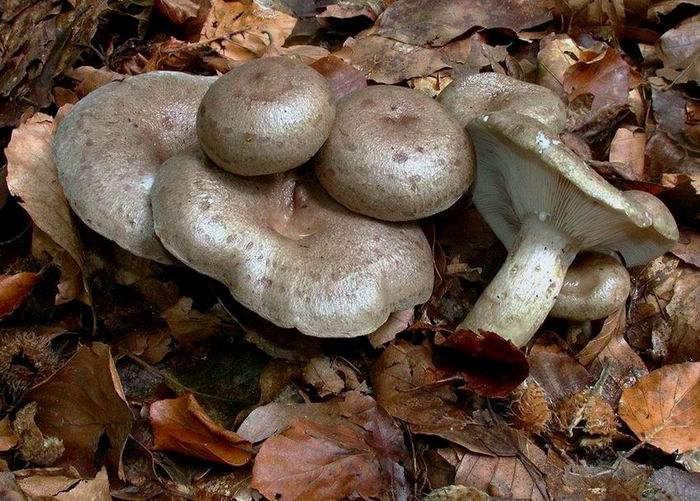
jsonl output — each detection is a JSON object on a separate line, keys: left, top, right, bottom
{"left": 150, "top": 393, "right": 252, "bottom": 466}
{"left": 0, "top": 272, "right": 39, "bottom": 320}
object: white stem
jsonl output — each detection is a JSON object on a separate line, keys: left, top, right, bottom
{"left": 458, "top": 215, "right": 578, "bottom": 347}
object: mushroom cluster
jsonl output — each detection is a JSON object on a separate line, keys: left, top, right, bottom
{"left": 54, "top": 57, "right": 473, "bottom": 338}
{"left": 54, "top": 59, "right": 678, "bottom": 345}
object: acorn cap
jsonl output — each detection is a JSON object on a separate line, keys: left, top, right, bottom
{"left": 54, "top": 71, "right": 215, "bottom": 263}
{"left": 315, "top": 85, "right": 473, "bottom": 222}
{"left": 150, "top": 151, "right": 434, "bottom": 338}
{"left": 197, "top": 57, "right": 335, "bottom": 176}
{"left": 550, "top": 253, "right": 631, "bottom": 321}
{"left": 471, "top": 111, "right": 678, "bottom": 266}
{"left": 438, "top": 72, "right": 567, "bottom": 131}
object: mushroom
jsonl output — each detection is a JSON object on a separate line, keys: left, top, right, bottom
{"left": 54, "top": 71, "right": 215, "bottom": 263}
{"left": 550, "top": 253, "right": 630, "bottom": 322}
{"left": 197, "top": 57, "right": 335, "bottom": 176}
{"left": 315, "top": 85, "right": 474, "bottom": 221}
{"left": 437, "top": 72, "right": 567, "bottom": 131}
{"left": 150, "top": 150, "right": 434, "bottom": 338}
{"left": 456, "top": 111, "right": 678, "bottom": 347}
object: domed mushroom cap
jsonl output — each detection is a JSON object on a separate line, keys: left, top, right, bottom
{"left": 150, "top": 151, "right": 434, "bottom": 338}
{"left": 550, "top": 253, "right": 631, "bottom": 321}
{"left": 315, "top": 85, "right": 474, "bottom": 222}
{"left": 54, "top": 71, "right": 215, "bottom": 263}
{"left": 197, "top": 57, "right": 335, "bottom": 176}
{"left": 471, "top": 111, "right": 678, "bottom": 266}
{"left": 438, "top": 72, "right": 566, "bottom": 132}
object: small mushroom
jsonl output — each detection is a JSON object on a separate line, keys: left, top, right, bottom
{"left": 438, "top": 72, "right": 567, "bottom": 131}
{"left": 550, "top": 253, "right": 630, "bottom": 322}
{"left": 457, "top": 112, "right": 678, "bottom": 347}
{"left": 315, "top": 85, "right": 474, "bottom": 221}
{"left": 197, "top": 57, "right": 335, "bottom": 176}
{"left": 54, "top": 71, "right": 215, "bottom": 263}
{"left": 150, "top": 151, "right": 434, "bottom": 338}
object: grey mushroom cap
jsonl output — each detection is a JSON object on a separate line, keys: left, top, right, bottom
{"left": 54, "top": 71, "right": 215, "bottom": 263}
{"left": 197, "top": 57, "right": 336, "bottom": 176}
{"left": 438, "top": 72, "right": 567, "bottom": 132}
{"left": 150, "top": 150, "right": 434, "bottom": 338}
{"left": 471, "top": 112, "right": 679, "bottom": 266}
{"left": 550, "top": 253, "right": 631, "bottom": 321}
{"left": 315, "top": 85, "right": 474, "bottom": 222}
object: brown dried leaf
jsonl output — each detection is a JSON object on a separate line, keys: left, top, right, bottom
{"left": 161, "top": 297, "right": 234, "bottom": 345}
{"left": 537, "top": 34, "right": 581, "bottom": 97}
{"left": 609, "top": 127, "right": 647, "bottom": 180}
{"left": 154, "top": 0, "right": 202, "bottom": 26}
{"left": 252, "top": 417, "right": 407, "bottom": 501}
{"left": 528, "top": 348, "right": 593, "bottom": 403}
{"left": 657, "top": 19, "right": 700, "bottom": 84}
{"left": 649, "top": 466, "right": 700, "bottom": 498}
{"left": 367, "top": 308, "right": 414, "bottom": 348}
{"left": 5, "top": 113, "right": 86, "bottom": 305}
{"left": 375, "top": 0, "right": 552, "bottom": 47}
{"left": 201, "top": 0, "right": 297, "bottom": 62}
{"left": 303, "top": 356, "right": 345, "bottom": 397}
{"left": 64, "top": 66, "right": 124, "bottom": 98}
{"left": 310, "top": 55, "right": 368, "bottom": 100}
{"left": 150, "top": 393, "right": 252, "bottom": 466}
{"left": 561, "top": 459, "right": 651, "bottom": 500}
{"left": 671, "top": 230, "right": 700, "bottom": 268}
{"left": 0, "top": 416, "right": 18, "bottom": 452}
{"left": 435, "top": 330, "right": 529, "bottom": 397}
{"left": 14, "top": 466, "right": 110, "bottom": 500}
{"left": 0, "top": 273, "right": 39, "bottom": 320}
{"left": 664, "top": 264, "right": 700, "bottom": 363}
{"left": 24, "top": 343, "right": 133, "bottom": 479}
{"left": 14, "top": 402, "right": 64, "bottom": 466}
{"left": 619, "top": 362, "right": 700, "bottom": 453}
{"left": 114, "top": 329, "right": 173, "bottom": 364}
{"left": 317, "top": 1, "right": 388, "bottom": 22}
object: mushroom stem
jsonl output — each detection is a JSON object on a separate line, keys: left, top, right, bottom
{"left": 458, "top": 215, "right": 578, "bottom": 347}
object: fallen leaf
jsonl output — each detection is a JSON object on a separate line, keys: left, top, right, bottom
{"left": 561, "top": 459, "right": 651, "bottom": 500}
{"left": 161, "top": 297, "right": 234, "bottom": 345}
{"left": 651, "top": 86, "right": 700, "bottom": 154}
{"left": 14, "top": 466, "right": 110, "bottom": 500}
{"left": 649, "top": 466, "right": 700, "bottom": 498}
{"left": 64, "top": 66, "right": 124, "bottom": 98}
{"left": 536, "top": 34, "right": 582, "bottom": 97}
{"left": 150, "top": 393, "right": 252, "bottom": 466}
{"left": 24, "top": 343, "right": 133, "bottom": 479}
{"left": 657, "top": 19, "right": 700, "bottom": 84}
{"left": 14, "top": 402, "right": 65, "bottom": 466}
{"left": 671, "top": 230, "right": 700, "bottom": 268}
{"left": 252, "top": 417, "right": 407, "bottom": 501}
{"left": 5, "top": 113, "right": 86, "bottom": 305}
{"left": 0, "top": 273, "right": 39, "bottom": 320}
{"left": 577, "top": 308, "right": 648, "bottom": 405}
{"left": 310, "top": 55, "right": 368, "bottom": 99}
{"left": 303, "top": 357, "right": 345, "bottom": 397}
{"left": 114, "top": 329, "right": 173, "bottom": 364}
{"left": 435, "top": 330, "right": 529, "bottom": 397}
{"left": 609, "top": 127, "right": 647, "bottom": 180}
{"left": 0, "top": 416, "right": 18, "bottom": 452}
{"left": 564, "top": 46, "right": 641, "bottom": 111}
{"left": 528, "top": 348, "right": 593, "bottom": 403}
{"left": 374, "top": 0, "right": 552, "bottom": 47}
{"left": 619, "top": 362, "right": 700, "bottom": 453}
{"left": 367, "top": 308, "right": 414, "bottom": 348}
{"left": 317, "top": 0, "right": 388, "bottom": 23}
{"left": 154, "top": 0, "right": 203, "bottom": 27}
{"left": 664, "top": 264, "right": 700, "bottom": 363}
{"left": 201, "top": 0, "right": 297, "bottom": 62}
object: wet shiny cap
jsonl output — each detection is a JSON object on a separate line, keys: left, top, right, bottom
{"left": 54, "top": 71, "right": 215, "bottom": 263}
{"left": 197, "top": 57, "right": 336, "bottom": 176}
{"left": 150, "top": 151, "right": 435, "bottom": 338}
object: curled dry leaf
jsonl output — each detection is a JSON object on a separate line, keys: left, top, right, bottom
{"left": 310, "top": 55, "right": 368, "bottom": 100}
{"left": 154, "top": 0, "right": 203, "bottom": 27}
{"left": 367, "top": 308, "right": 414, "bottom": 348}
{"left": 656, "top": 19, "right": 700, "bottom": 84}
{"left": 5, "top": 113, "right": 86, "bottom": 305}
{"left": 303, "top": 356, "right": 345, "bottom": 397}
{"left": 64, "top": 66, "right": 124, "bottom": 98}
{"left": 252, "top": 417, "right": 408, "bottom": 501}
{"left": 0, "top": 416, "right": 18, "bottom": 452}
{"left": 664, "top": 264, "right": 700, "bottom": 363}
{"left": 609, "top": 127, "right": 646, "bottom": 180}
{"left": 0, "top": 273, "right": 39, "bottom": 320}
{"left": 536, "top": 34, "right": 581, "bottom": 96}
{"left": 14, "top": 466, "right": 110, "bottom": 501}
{"left": 24, "top": 343, "right": 133, "bottom": 479}
{"left": 374, "top": 0, "right": 552, "bottom": 47}
{"left": 528, "top": 347, "right": 593, "bottom": 404}
{"left": 619, "top": 362, "right": 700, "bottom": 454}
{"left": 150, "top": 393, "right": 252, "bottom": 466}
{"left": 435, "top": 329, "right": 529, "bottom": 398}
{"left": 161, "top": 297, "right": 234, "bottom": 346}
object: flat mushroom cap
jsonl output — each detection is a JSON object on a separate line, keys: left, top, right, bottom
{"left": 315, "top": 85, "right": 474, "bottom": 221}
{"left": 471, "top": 111, "right": 679, "bottom": 266}
{"left": 54, "top": 71, "right": 215, "bottom": 263}
{"left": 550, "top": 253, "right": 631, "bottom": 321}
{"left": 438, "top": 72, "right": 567, "bottom": 131}
{"left": 151, "top": 151, "right": 435, "bottom": 338}
{"left": 197, "top": 57, "right": 335, "bottom": 176}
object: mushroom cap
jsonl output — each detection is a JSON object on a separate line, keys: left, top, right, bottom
{"left": 197, "top": 57, "right": 335, "bottom": 176}
{"left": 315, "top": 85, "right": 474, "bottom": 222}
{"left": 471, "top": 111, "right": 679, "bottom": 267}
{"left": 438, "top": 72, "right": 567, "bottom": 132}
{"left": 550, "top": 253, "right": 631, "bottom": 321}
{"left": 150, "top": 150, "right": 434, "bottom": 338}
{"left": 54, "top": 71, "right": 215, "bottom": 263}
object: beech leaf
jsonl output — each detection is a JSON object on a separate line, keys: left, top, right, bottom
{"left": 0, "top": 273, "right": 39, "bottom": 320}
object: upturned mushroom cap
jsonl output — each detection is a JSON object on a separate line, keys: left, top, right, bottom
{"left": 471, "top": 112, "right": 679, "bottom": 266}
{"left": 197, "top": 57, "right": 335, "bottom": 176}
{"left": 438, "top": 72, "right": 567, "bottom": 131}
{"left": 150, "top": 151, "right": 434, "bottom": 338}
{"left": 550, "top": 253, "right": 631, "bottom": 321}
{"left": 457, "top": 111, "right": 678, "bottom": 346}
{"left": 54, "top": 71, "right": 215, "bottom": 263}
{"left": 315, "top": 85, "right": 474, "bottom": 222}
